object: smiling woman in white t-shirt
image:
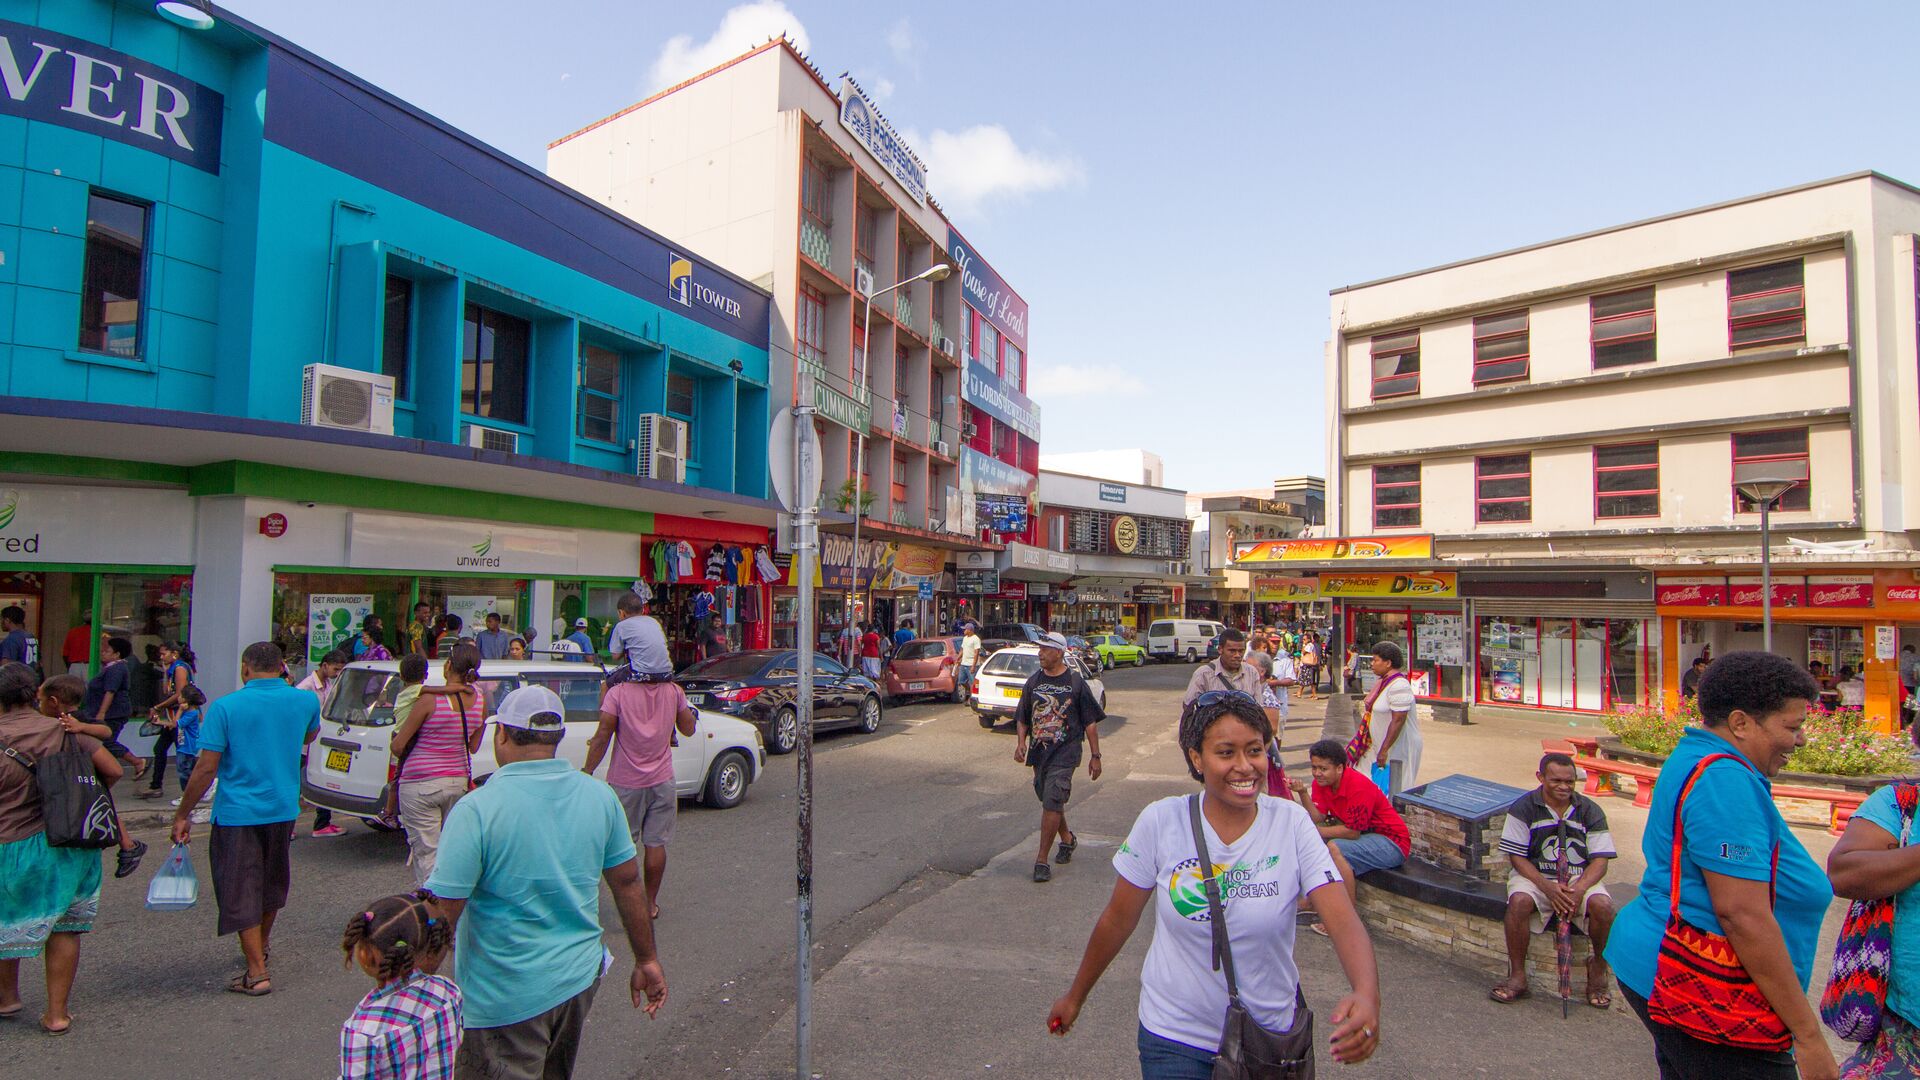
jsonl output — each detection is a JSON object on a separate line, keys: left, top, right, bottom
{"left": 1047, "top": 693, "right": 1382, "bottom": 1076}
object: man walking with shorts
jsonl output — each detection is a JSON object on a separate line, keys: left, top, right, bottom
{"left": 172, "top": 641, "right": 320, "bottom": 996}
{"left": 1014, "top": 633, "right": 1104, "bottom": 883}
{"left": 586, "top": 657, "right": 698, "bottom": 921}
{"left": 428, "top": 686, "right": 667, "bottom": 1079}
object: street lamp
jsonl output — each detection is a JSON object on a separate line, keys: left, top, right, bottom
{"left": 845, "top": 262, "right": 953, "bottom": 625}
{"left": 1734, "top": 466, "right": 1807, "bottom": 652}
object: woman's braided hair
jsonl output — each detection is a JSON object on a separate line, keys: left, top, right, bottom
{"left": 1177, "top": 693, "right": 1274, "bottom": 782}
{"left": 341, "top": 890, "right": 448, "bottom": 983}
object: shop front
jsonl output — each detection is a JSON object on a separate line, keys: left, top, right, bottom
{"left": 1250, "top": 574, "right": 1318, "bottom": 629}
{"left": 771, "top": 535, "right": 895, "bottom": 650}
{"left": 1130, "top": 584, "right": 1183, "bottom": 633}
{"left": 1656, "top": 568, "right": 1920, "bottom": 731}
{"left": 1335, "top": 572, "right": 1467, "bottom": 703}
{"left": 1053, "top": 582, "right": 1132, "bottom": 636}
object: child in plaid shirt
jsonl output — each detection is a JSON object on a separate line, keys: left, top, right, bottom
{"left": 339, "top": 892, "right": 462, "bottom": 1080}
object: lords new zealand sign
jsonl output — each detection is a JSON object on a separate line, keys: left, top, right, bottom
{"left": 0, "top": 21, "right": 224, "bottom": 173}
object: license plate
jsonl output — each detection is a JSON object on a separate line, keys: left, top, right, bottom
{"left": 908, "top": 682, "right": 926, "bottom": 691}
{"left": 324, "top": 749, "right": 353, "bottom": 773}
{"left": 686, "top": 693, "right": 707, "bottom": 706}
{"left": 1004, "top": 687, "right": 1022, "bottom": 700}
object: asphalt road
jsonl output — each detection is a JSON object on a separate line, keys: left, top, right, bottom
{"left": 1, "top": 658, "right": 1198, "bottom": 1079}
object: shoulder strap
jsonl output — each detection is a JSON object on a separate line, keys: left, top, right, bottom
{"left": 0, "top": 733, "right": 35, "bottom": 773}
{"left": 1187, "top": 794, "right": 1240, "bottom": 1003}
{"left": 1666, "top": 751, "right": 1776, "bottom": 915}
{"left": 456, "top": 693, "right": 472, "bottom": 780}
{"left": 1897, "top": 782, "right": 1919, "bottom": 845}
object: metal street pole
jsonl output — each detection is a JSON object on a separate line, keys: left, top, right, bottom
{"left": 791, "top": 371, "right": 821, "bottom": 1080}
{"left": 1760, "top": 495, "right": 1773, "bottom": 652}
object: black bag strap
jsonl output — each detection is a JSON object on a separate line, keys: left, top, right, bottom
{"left": 0, "top": 732, "right": 36, "bottom": 773}
{"left": 456, "top": 692, "right": 472, "bottom": 781}
{"left": 1188, "top": 793, "right": 1241, "bottom": 1004}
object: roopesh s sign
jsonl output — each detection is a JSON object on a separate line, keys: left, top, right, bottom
{"left": 0, "top": 20, "right": 224, "bottom": 173}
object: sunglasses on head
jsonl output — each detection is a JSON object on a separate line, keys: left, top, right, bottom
{"left": 1192, "top": 689, "right": 1257, "bottom": 708}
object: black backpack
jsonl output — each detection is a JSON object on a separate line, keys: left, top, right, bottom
{"left": 0, "top": 732, "right": 122, "bottom": 848}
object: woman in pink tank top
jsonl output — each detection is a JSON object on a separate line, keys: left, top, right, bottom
{"left": 391, "top": 643, "right": 485, "bottom": 886}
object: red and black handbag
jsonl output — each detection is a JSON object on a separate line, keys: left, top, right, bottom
{"left": 1644, "top": 752, "right": 1792, "bottom": 1052}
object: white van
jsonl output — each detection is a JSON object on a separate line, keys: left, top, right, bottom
{"left": 1147, "top": 619, "right": 1223, "bottom": 663}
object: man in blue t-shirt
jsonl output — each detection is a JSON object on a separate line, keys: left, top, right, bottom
{"left": 892, "top": 619, "right": 916, "bottom": 651}
{"left": 172, "top": 641, "right": 319, "bottom": 997}
{"left": 0, "top": 605, "right": 29, "bottom": 664}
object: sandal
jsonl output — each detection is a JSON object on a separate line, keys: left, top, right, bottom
{"left": 129, "top": 758, "right": 150, "bottom": 782}
{"left": 1054, "top": 834, "right": 1077, "bottom": 865}
{"left": 115, "top": 839, "right": 148, "bottom": 879}
{"left": 1588, "top": 987, "right": 1612, "bottom": 1009}
{"left": 1488, "top": 982, "right": 1530, "bottom": 1004}
{"left": 226, "top": 972, "right": 272, "bottom": 997}
{"left": 1032, "top": 863, "right": 1052, "bottom": 883}
{"left": 40, "top": 1017, "right": 72, "bottom": 1036}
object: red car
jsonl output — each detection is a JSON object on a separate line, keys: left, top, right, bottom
{"left": 884, "top": 636, "right": 970, "bottom": 704}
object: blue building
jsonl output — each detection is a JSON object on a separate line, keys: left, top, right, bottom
{"left": 0, "top": 0, "right": 780, "bottom": 694}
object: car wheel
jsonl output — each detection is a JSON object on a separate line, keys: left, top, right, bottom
{"left": 769, "top": 707, "right": 799, "bottom": 755}
{"left": 951, "top": 681, "right": 968, "bottom": 704}
{"left": 858, "top": 695, "right": 882, "bottom": 734}
{"left": 702, "top": 751, "right": 751, "bottom": 809}
{"left": 1134, "top": 652, "right": 1146, "bottom": 667}
{"left": 1185, "top": 647, "right": 1198, "bottom": 663}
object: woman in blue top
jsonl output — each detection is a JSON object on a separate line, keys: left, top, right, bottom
{"left": 1829, "top": 778, "right": 1920, "bottom": 1077}
{"left": 1605, "top": 651, "right": 1838, "bottom": 1080}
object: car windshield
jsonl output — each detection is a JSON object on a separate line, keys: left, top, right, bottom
{"left": 895, "top": 641, "right": 946, "bottom": 661}
{"left": 982, "top": 651, "right": 1040, "bottom": 678}
{"left": 325, "top": 668, "right": 542, "bottom": 727}
{"left": 680, "top": 654, "right": 771, "bottom": 680}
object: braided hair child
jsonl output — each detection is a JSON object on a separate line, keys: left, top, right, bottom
{"left": 338, "top": 892, "right": 463, "bottom": 1079}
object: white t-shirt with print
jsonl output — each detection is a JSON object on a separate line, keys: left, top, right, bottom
{"left": 1113, "top": 793, "right": 1342, "bottom": 1053}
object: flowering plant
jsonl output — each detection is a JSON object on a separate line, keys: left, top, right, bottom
{"left": 1602, "top": 700, "right": 1911, "bottom": 777}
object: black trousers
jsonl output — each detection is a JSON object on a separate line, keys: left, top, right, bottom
{"left": 148, "top": 726, "right": 176, "bottom": 790}
{"left": 1620, "top": 983, "right": 1798, "bottom": 1080}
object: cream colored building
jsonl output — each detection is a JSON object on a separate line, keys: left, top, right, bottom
{"left": 1303, "top": 172, "right": 1920, "bottom": 724}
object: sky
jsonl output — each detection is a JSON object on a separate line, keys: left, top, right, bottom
{"left": 221, "top": 0, "right": 1920, "bottom": 494}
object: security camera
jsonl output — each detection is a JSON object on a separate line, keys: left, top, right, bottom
{"left": 301, "top": 502, "right": 318, "bottom": 509}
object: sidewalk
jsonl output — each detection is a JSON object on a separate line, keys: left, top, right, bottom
{"left": 730, "top": 699, "right": 1657, "bottom": 1079}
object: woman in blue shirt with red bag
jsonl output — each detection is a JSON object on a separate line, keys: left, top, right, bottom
{"left": 1605, "top": 651, "right": 1838, "bottom": 1080}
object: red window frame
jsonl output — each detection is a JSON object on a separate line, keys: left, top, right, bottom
{"left": 890, "top": 451, "right": 910, "bottom": 507}
{"left": 855, "top": 202, "right": 878, "bottom": 263}
{"left": 1593, "top": 442, "right": 1659, "bottom": 519}
{"left": 1727, "top": 260, "right": 1805, "bottom": 349}
{"left": 797, "top": 284, "right": 826, "bottom": 364}
{"left": 1371, "top": 463, "right": 1421, "bottom": 529}
{"left": 1472, "top": 311, "right": 1530, "bottom": 385}
{"left": 1732, "top": 428, "right": 1811, "bottom": 513}
{"left": 1591, "top": 286, "right": 1656, "bottom": 370}
{"left": 1475, "top": 452, "right": 1532, "bottom": 523}
{"left": 1369, "top": 330, "right": 1420, "bottom": 399}
{"left": 801, "top": 156, "right": 833, "bottom": 227}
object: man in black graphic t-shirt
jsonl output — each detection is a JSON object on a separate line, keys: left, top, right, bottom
{"left": 1014, "top": 633, "right": 1105, "bottom": 884}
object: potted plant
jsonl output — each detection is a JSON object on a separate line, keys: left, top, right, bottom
{"left": 835, "top": 479, "right": 876, "bottom": 517}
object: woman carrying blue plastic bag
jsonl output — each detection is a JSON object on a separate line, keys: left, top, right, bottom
{"left": 0, "top": 661, "right": 125, "bottom": 1036}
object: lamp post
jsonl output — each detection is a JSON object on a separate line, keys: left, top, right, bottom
{"left": 845, "top": 262, "right": 952, "bottom": 629}
{"left": 1734, "top": 472, "right": 1802, "bottom": 652}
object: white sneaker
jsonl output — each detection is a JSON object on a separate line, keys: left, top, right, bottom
{"left": 189, "top": 807, "right": 211, "bottom": 825}
{"left": 169, "top": 797, "right": 182, "bottom": 807}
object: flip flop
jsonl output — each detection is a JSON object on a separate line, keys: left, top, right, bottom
{"left": 41, "top": 1017, "right": 72, "bottom": 1036}
{"left": 226, "top": 972, "right": 272, "bottom": 997}
{"left": 0, "top": 1005, "right": 21, "bottom": 1019}
{"left": 1488, "top": 983, "right": 1530, "bottom": 1004}
{"left": 1588, "top": 987, "right": 1612, "bottom": 1009}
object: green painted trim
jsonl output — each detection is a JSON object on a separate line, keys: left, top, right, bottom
{"left": 191, "top": 461, "right": 655, "bottom": 533}
{"left": 0, "top": 563, "right": 195, "bottom": 574}
{"left": 273, "top": 567, "right": 642, "bottom": 585}
{"left": 1, "top": 454, "right": 191, "bottom": 487}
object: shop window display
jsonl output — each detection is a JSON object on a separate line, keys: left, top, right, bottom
{"left": 1476, "top": 616, "right": 1651, "bottom": 712}
{"left": 271, "top": 573, "right": 412, "bottom": 678}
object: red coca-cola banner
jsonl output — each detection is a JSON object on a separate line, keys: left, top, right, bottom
{"left": 1807, "top": 576, "right": 1874, "bottom": 608}
{"left": 1887, "top": 584, "right": 1920, "bottom": 604}
{"left": 1656, "top": 577, "right": 1727, "bottom": 606}
{"left": 1728, "top": 577, "right": 1806, "bottom": 608}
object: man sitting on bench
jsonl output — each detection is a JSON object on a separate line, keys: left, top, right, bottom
{"left": 1290, "top": 738, "right": 1412, "bottom": 924}
{"left": 1490, "top": 752, "right": 1617, "bottom": 1008}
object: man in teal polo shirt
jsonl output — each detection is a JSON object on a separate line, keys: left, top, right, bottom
{"left": 427, "top": 685, "right": 667, "bottom": 1080}
{"left": 172, "top": 641, "right": 320, "bottom": 997}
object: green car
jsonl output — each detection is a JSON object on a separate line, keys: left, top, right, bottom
{"left": 1087, "top": 633, "right": 1147, "bottom": 667}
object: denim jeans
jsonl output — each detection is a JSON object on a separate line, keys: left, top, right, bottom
{"left": 1138, "top": 1025, "right": 1216, "bottom": 1080}
{"left": 176, "top": 754, "right": 197, "bottom": 793}
{"left": 1332, "top": 832, "right": 1407, "bottom": 877}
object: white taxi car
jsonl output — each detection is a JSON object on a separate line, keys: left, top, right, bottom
{"left": 970, "top": 644, "right": 1107, "bottom": 729}
{"left": 302, "top": 660, "right": 764, "bottom": 822}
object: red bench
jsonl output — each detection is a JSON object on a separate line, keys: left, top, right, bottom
{"left": 1772, "top": 784, "right": 1868, "bottom": 837}
{"left": 1573, "top": 754, "right": 1661, "bottom": 808}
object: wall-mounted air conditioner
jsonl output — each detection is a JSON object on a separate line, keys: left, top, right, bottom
{"left": 464, "top": 423, "right": 521, "bottom": 454}
{"left": 961, "top": 421, "right": 978, "bottom": 440}
{"left": 938, "top": 337, "right": 955, "bottom": 356}
{"left": 637, "top": 413, "right": 689, "bottom": 482}
{"left": 934, "top": 440, "right": 951, "bottom": 458}
{"left": 854, "top": 267, "right": 875, "bottom": 296}
{"left": 302, "top": 363, "right": 395, "bottom": 435}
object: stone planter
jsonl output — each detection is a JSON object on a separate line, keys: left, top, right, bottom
{"left": 1593, "top": 736, "right": 1901, "bottom": 826}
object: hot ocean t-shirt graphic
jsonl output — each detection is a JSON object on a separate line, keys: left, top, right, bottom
{"left": 1166, "top": 854, "right": 1286, "bottom": 920}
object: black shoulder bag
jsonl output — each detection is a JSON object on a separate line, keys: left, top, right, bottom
{"left": 0, "top": 732, "right": 123, "bottom": 849}
{"left": 1187, "top": 793, "right": 1314, "bottom": 1080}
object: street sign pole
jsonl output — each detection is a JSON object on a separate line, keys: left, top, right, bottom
{"left": 782, "top": 369, "right": 824, "bottom": 1080}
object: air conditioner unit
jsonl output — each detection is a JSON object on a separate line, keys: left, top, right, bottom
{"left": 637, "top": 413, "right": 689, "bottom": 483}
{"left": 854, "top": 267, "right": 875, "bottom": 296}
{"left": 301, "top": 363, "right": 395, "bottom": 435}
{"left": 464, "top": 423, "right": 521, "bottom": 454}
{"left": 934, "top": 440, "right": 951, "bottom": 458}
{"left": 961, "top": 421, "right": 978, "bottom": 440}
{"left": 938, "top": 337, "right": 955, "bottom": 356}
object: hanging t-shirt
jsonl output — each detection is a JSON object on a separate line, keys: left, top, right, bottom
{"left": 649, "top": 541, "right": 670, "bottom": 583}
{"left": 675, "top": 541, "right": 697, "bottom": 579}
{"left": 1114, "top": 794, "right": 1341, "bottom": 1053}
{"left": 704, "top": 544, "right": 728, "bottom": 583}
{"left": 692, "top": 591, "right": 715, "bottom": 621}
{"left": 754, "top": 548, "right": 781, "bottom": 584}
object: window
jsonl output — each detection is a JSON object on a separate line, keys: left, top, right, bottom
{"left": 891, "top": 451, "right": 909, "bottom": 506}
{"left": 851, "top": 324, "right": 867, "bottom": 388}
{"left": 855, "top": 202, "right": 878, "bottom": 281}
{"left": 78, "top": 191, "right": 149, "bottom": 357}
{"left": 1473, "top": 311, "right": 1529, "bottom": 384}
{"left": 1728, "top": 260, "right": 1805, "bottom": 348}
{"left": 1594, "top": 442, "right": 1658, "bottom": 518}
{"left": 1372, "top": 464, "right": 1421, "bottom": 528}
{"left": 382, "top": 275, "right": 413, "bottom": 397}
{"left": 992, "top": 418, "right": 1014, "bottom": 458}
{"left": 577, "top": 344, "right": 621, "bottom": 443}
{"left": 895, "top": 346, "right": 911, "bottom": 404}
{"left": 1006, "top": 344, "right": 1024, "bottom": 391}
{"left": 665, "top": 372, "right": 696, "bottom": 418}
{"left": 1475, "top": 453, "right": 1532, "bottom": 522}
{"left": 801, "top": 156, "right": 833, "bottom": 225}
{"left": 461, "top": 303, "right": 530, "bottom": 424}
{"left": 1732, "top": 428, "right": 1810, "bottom": 512}
{"left": 1370, "top": 330, "right": 1420, "bottom": 398}
{"left": 797, "top": 285, "right": 826, "bottom": 364}
{"left": 1591, "top": 286, "right": 1655, "bottom": 369}
{"left": 977, "top": 314, "right": 998, "bottom": 369}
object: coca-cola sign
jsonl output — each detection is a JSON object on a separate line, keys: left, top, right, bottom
{"left": 1887, "top": 585, "right": 1920, "bottom": 604}
{"left": 1656, "top": 577, "right": 1727, "bottom": 606}
{"left": 1808, "top": 575, "right": 1874, "bottom": 608}
{"left": 1728, "top": 577, "right": 1804, "bottom": 608}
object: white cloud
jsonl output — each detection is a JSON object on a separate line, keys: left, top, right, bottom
{"left": 913, "top": 124, "right": 1084, "bottom": 216}
{"left": 886, "top": 18, "right": 918, "bottom": 70}
{"left": 871, "top": 77, "right": 896, "bottom": 102}
{"left": 648, "top": 2, "right": 810, "bottom": 92}
{"left": 1030, "top": 364, "right": 1145, "bottom": 399}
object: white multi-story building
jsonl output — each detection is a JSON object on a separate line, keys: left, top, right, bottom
{"left": 1277, "top": 172, "right": 1920, "bottom": 724}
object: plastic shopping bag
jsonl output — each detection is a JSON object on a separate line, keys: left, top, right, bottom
{"left": 145, "top": 843, "right": 198, "bottom": 911}
{"left": 1370, "top": 762, "right": 1392, "bottom": 793}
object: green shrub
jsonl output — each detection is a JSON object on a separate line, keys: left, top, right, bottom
{"left": 1602, "top": 703, "right": 1687, "bottom": 756}
{"left": 1603, "top": 701, "right": 1912, "bottom": 777}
